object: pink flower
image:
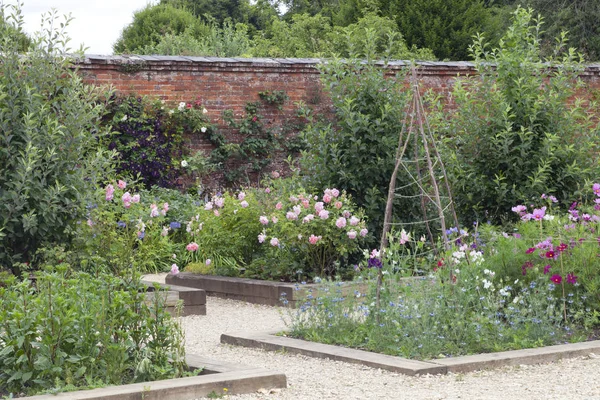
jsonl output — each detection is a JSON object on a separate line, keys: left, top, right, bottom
{"left": 525, "top": 247, "right": 536, "bottom": 254}
{"left": 258, "top": 233, "right": 266, "bottom": 243}
{"left": 511, "top": 205, "right": 527, "bottom": 214}
{"left": 342, "top": 210, "right": 351, "bottom": 218}
{"left": 566, "top": 273, "right": 577, "bottom": 284}
{"left": 271, "top": 171, "right": 280, "bottom": 179}
{"left": 349, "top": 216, "right": 360, "bottom": 226}
{"left": 87, "top": 218, "right": 94, "bottom": 227}
{"left": 293, "top": 205, "right": 302, "bottom": 215}
{"left": 301, "top": 199, "right": 310, "bottom": 208}
{"left": 105, "top": 184, "right": 114, "bottom": 201}
{"left": 214, "top": 197, "right": 225, "bottom": 208}
{"left": 399, "top": 229, "right": 411, "bottom": 244}
{"left": 122, "top": 191, "right": 131, "bottom": 203}
{"left": 117, "top": 180, "right": 127, "bottom": 189}
{"left": 315, "top": 202, "right": 324, "bottom": 213}
{"left": 276, "top": 202, "right": 283, "bottom": 210}
{"left": 347, "top": 230, "right": 357, "bottom": 239}
{"left": 238, "top": 192, "right": 246, "bottom": 201}
{"left": 214, "top": 210, "right": 220, "bottom": 217}
{"left": 150, "top": 204, "right": 159, "bottom": 218}
{"left": 240, "top": 200, "right": 249, "bottom": 208}
{"left": 259, "top": 216, "right": 269, "bottom": 225}
{"left": 331, "top": 188, "right": 340, "bottom": 197}
{"left": 360, "top": 228, "right": 368, "bottom": 237}
{"left": 163, "top": 202, "right": 169, "bottom": 212}
{"left": 318, "top": 210, "right": 329, "bottom": 219}
{"left": 132, "top": 194, "right": 140, "bottom": 203}
{"left": 186, "top": 242, "right": 199, "bottom": 252}
{"left": 532, "top": 207, "right": 547, "bottom": 221}
{"left": 323, "top": 194, "right": 332, "bottom": 203}
{"left": 161, "top": 226, "right": 169, "bottom": 236}
{"left": 302, "top": 214, "right": 314, "bottom": 223}
{"left": 265, "top": 188, "right": 271, "bottom": 194}
{"left": 543, "top": 264, "right": 551, "bottom": 274}
{"left": 334, "top": 201, "right": 343, "bottom": 209}
{"left": 270, "top": 237, "right": 279, "bottom": 247}
{"left": 204, "top": 202, "right": 213, "bottom": 210}
{"left": 271, "top": 216, "right": 278, "bottom": 224}
{"left": 594, "top": 183, "right": 600, "bottom": 196}
{"left": 289, "top": 196, "right": 299, "bottom": 203}
{"left": 336, "top": 217, "right": 347, "bottom": 228}
{"left": 205, "top": 259, "right": 212, "bottom": 266}
{"left": 309, "top": 234, "right": 322, "bottom": 244}
{"left": 286, "top": 211, "right": 298, "bottom": 220}
{"left": 171, "top": 264, "right": 179, "bottom": 275}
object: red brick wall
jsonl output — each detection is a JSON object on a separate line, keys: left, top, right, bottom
{"left": 76, "top": 56, "right": 600, "bottom": 187}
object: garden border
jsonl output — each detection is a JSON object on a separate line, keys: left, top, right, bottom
{"left": 25, "top": 354, "right": 286, "bottom": 400}
{"left": 221, "top": 331, "right": 600, "bottom": 376}
{"left": 141, "top": 279, "right": 207, "bottom": 316}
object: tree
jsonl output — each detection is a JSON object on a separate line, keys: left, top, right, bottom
{"left": 0, "top": 5, "right": 114, "bottom": 272}
{"left": 114, "top": 3, "right": 208, "bottom": 53}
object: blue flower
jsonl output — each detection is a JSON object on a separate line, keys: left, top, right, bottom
{"left": 117, "top": 221, "right": 126, "bottom": 228}
{"left": 170, "top": 221, "right": 181, "bottom": 229}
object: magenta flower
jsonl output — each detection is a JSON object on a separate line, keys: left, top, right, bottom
{"left": 335, "top": 217, "right": 347, "bottom": 228}
{"left": 543, "top": 264, "right": 551, "bottom": 274}
{"left": 593, "top": 183, "right": 600, "bottom": 196}
{"left": 545, "top": 250, "right": 555, "bottom": 259}
{"left": 186, "top": 242, "right": 199, "bottom": 252}
{"left": 566, "top": 273, "right": 577, "bottom": 284}
{"left": 526, "top": 247, "right": 536, "bottom": 254}
{"left": 556, "top": 243, "right": 568, "bottom": 252}
{"left": 550, "top": 274, "right": 562, "bottom": 284}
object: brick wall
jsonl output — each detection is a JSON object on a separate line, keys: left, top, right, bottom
{"left": 76, "top": 55, "right": 600, "bottom": 187}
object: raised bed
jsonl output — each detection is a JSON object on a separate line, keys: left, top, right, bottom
{"left": 166, "top": 273, "right": 368, "bottom": 307}
{"left": 25, "top": 353, "right": 286, "bottom": 400}
{"left": 141, "top": 280, "right": 206, "bottom": 316}
{"left": 221, "top": 330, "right": 600, "bottom": 376}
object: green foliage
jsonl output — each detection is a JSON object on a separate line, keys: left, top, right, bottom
{"left": 0, "top": 5, "right": 114, "bottom": 272}
{"left": 0, "top": 7, "right": 31, "bottom": 52}
{"left": 379, "top": 0, "right": 503, "bottom": 60}
{"left": 439, "top": 7, "right": 599, "bottom": 225}
{"left": 299, "top": 45, "right": 421, "bottom": 240}
{"left": 0, "top": 267, "right": 187, "bottom": 396}
{"left": 114, "top": 3, "right": 209, "bottom": 53}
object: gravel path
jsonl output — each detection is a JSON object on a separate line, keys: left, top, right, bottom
{"left": 144, "top": 273, "right": 600, "bottom": 400}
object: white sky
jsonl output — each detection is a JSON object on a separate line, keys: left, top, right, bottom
{"left": 5, "top": 0, "right": 158, "bottom": 54}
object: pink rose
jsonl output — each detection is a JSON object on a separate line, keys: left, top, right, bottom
{"left": 105, "top": 184, "right": 114, "bottom": 201}
{"left": 303, "top": 214, "right": 314, "bottom": 223}
{"left": 163, "top": 202, "right": 169, "bottom": 212}
{"left": 186, "top": 242, "right": 199, "bottom": 252}
{"left": 117, "top": 180, "right": 127, "bottom": 189}
{"left": 342, "top": 210, "right": 351, "bottom": 218}
{"left": 150, "top": 204, "right": 159, "bottom": 218}
{"left": 323, "top": 194, "right": 332, "bottom": 203}
{"left": 331, "top": 188, "right": 340, "bottom": 197}
{"left": 318, "top": 210, "right": 329, "bottom": 219}
{"left": 171, "top": 264, "right": 179, "bottom": 275}
{"left": 309, "top": 234, "right": 322, "bottom": 245}
{"left": 301, "top": 199, "right": 310, "bottom": 208}
{"left": 286, "top": 211, "right": 298, "bottom": 220}
{"left": 259, "top": 216, "right": 269, "bottom": 225}
{"left": 265, "top": 188, "right": 271, "bottom": 194}
{"left": 122, "top": 191, "right": 131, "bottom": 203}
{"left": 270, "top": 237, "right": 279, "bottom": 247}
{"left": 214, "top": 210, "right": 220, "bottom": 217}
{"left": 349, "top": 216, "right": 360, "bottom": 226}
{"left": 132, "top": 194, "right": 140, "bottom": 203}
{"left": 360, "top": 228, "right": 368, "bottom": 237}
{"left": 258, "top": 233, "right": 266, "bottom": 243}
{"left": 276, "top": 202, "right": 283, "bottom": 210}
{"left": 336, "top": 217, "right": 347, "bottom": 228}
{"left": 240, "top": 200, "right": 249, "bottom": 208}
{"left": 271, "top": 216, "right": 278, "bottom": 224}
{"left": 347, "top": 230, "right": 357, "bottom": 239}
{"left": 334, "top": 201, "right": 343, "bottom": 209}
{"left": 315, "top": 202, "right": 324, "bottom": 213}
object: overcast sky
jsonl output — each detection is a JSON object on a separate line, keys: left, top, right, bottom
{"left": 5, "top": 0, "right": 158, "bottom": 54}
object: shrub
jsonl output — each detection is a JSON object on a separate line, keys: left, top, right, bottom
{"left": 439, "top": 7, "right": 600, "bottom": 225}
{"left": 0, "top": 5, "right": 114, "bottom": 273}
{"left": 0, "top": 267, "right": 187, "bottom": 396}
{"left": 103, "top": 95, "right": 214, "bottom": 189}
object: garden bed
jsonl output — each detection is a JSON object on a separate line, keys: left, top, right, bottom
{"left": 165, "top": 273, "right": 368, "bottom": 307}
{"left": 221, "top": 331, "right": 600, "bottom": 376}
{"left": 24, "top": 353, "right": 286, "bottom": 400}
{"left": 141, "top": 280, "right": 206, "bottom": 316}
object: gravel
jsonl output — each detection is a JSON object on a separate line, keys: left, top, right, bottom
{"left": 144, "top": 273, "right": 600, "bottom": 400}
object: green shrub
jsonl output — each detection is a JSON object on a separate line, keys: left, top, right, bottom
{"left": 0, "top": 267, "right": 187, "bottom": 396}
{"left": 0, "top": 5, "right": 114, "bottom": 273}
{"left": 439, "top": 7, "right": 600, "bottom": 225}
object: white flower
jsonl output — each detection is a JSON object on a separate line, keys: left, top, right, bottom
{"left": 169, "top": 109, "right": 174, "bottom": 115}
{"left": 499, "top": 288, "right": 510, "bottom": 297}
{"left": 202, "top": 108, "right": 208, "bottom": 114}
{"left": 543, "top": 214, "right": 555, "bottom": 221}
{"left": 482, "top": 279, "right": 492, "bottom": 289}
{"left": 201, "top": 127, "right": 207, "bottom": 133}
{"left": 181, "top": 160, "right": 188, "bottom": 167}
{"left": 178, "top": 102, "right": 186, "bottom": 111}
{"left": 121, "top": 114, "right": 128, "bottom": 121}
